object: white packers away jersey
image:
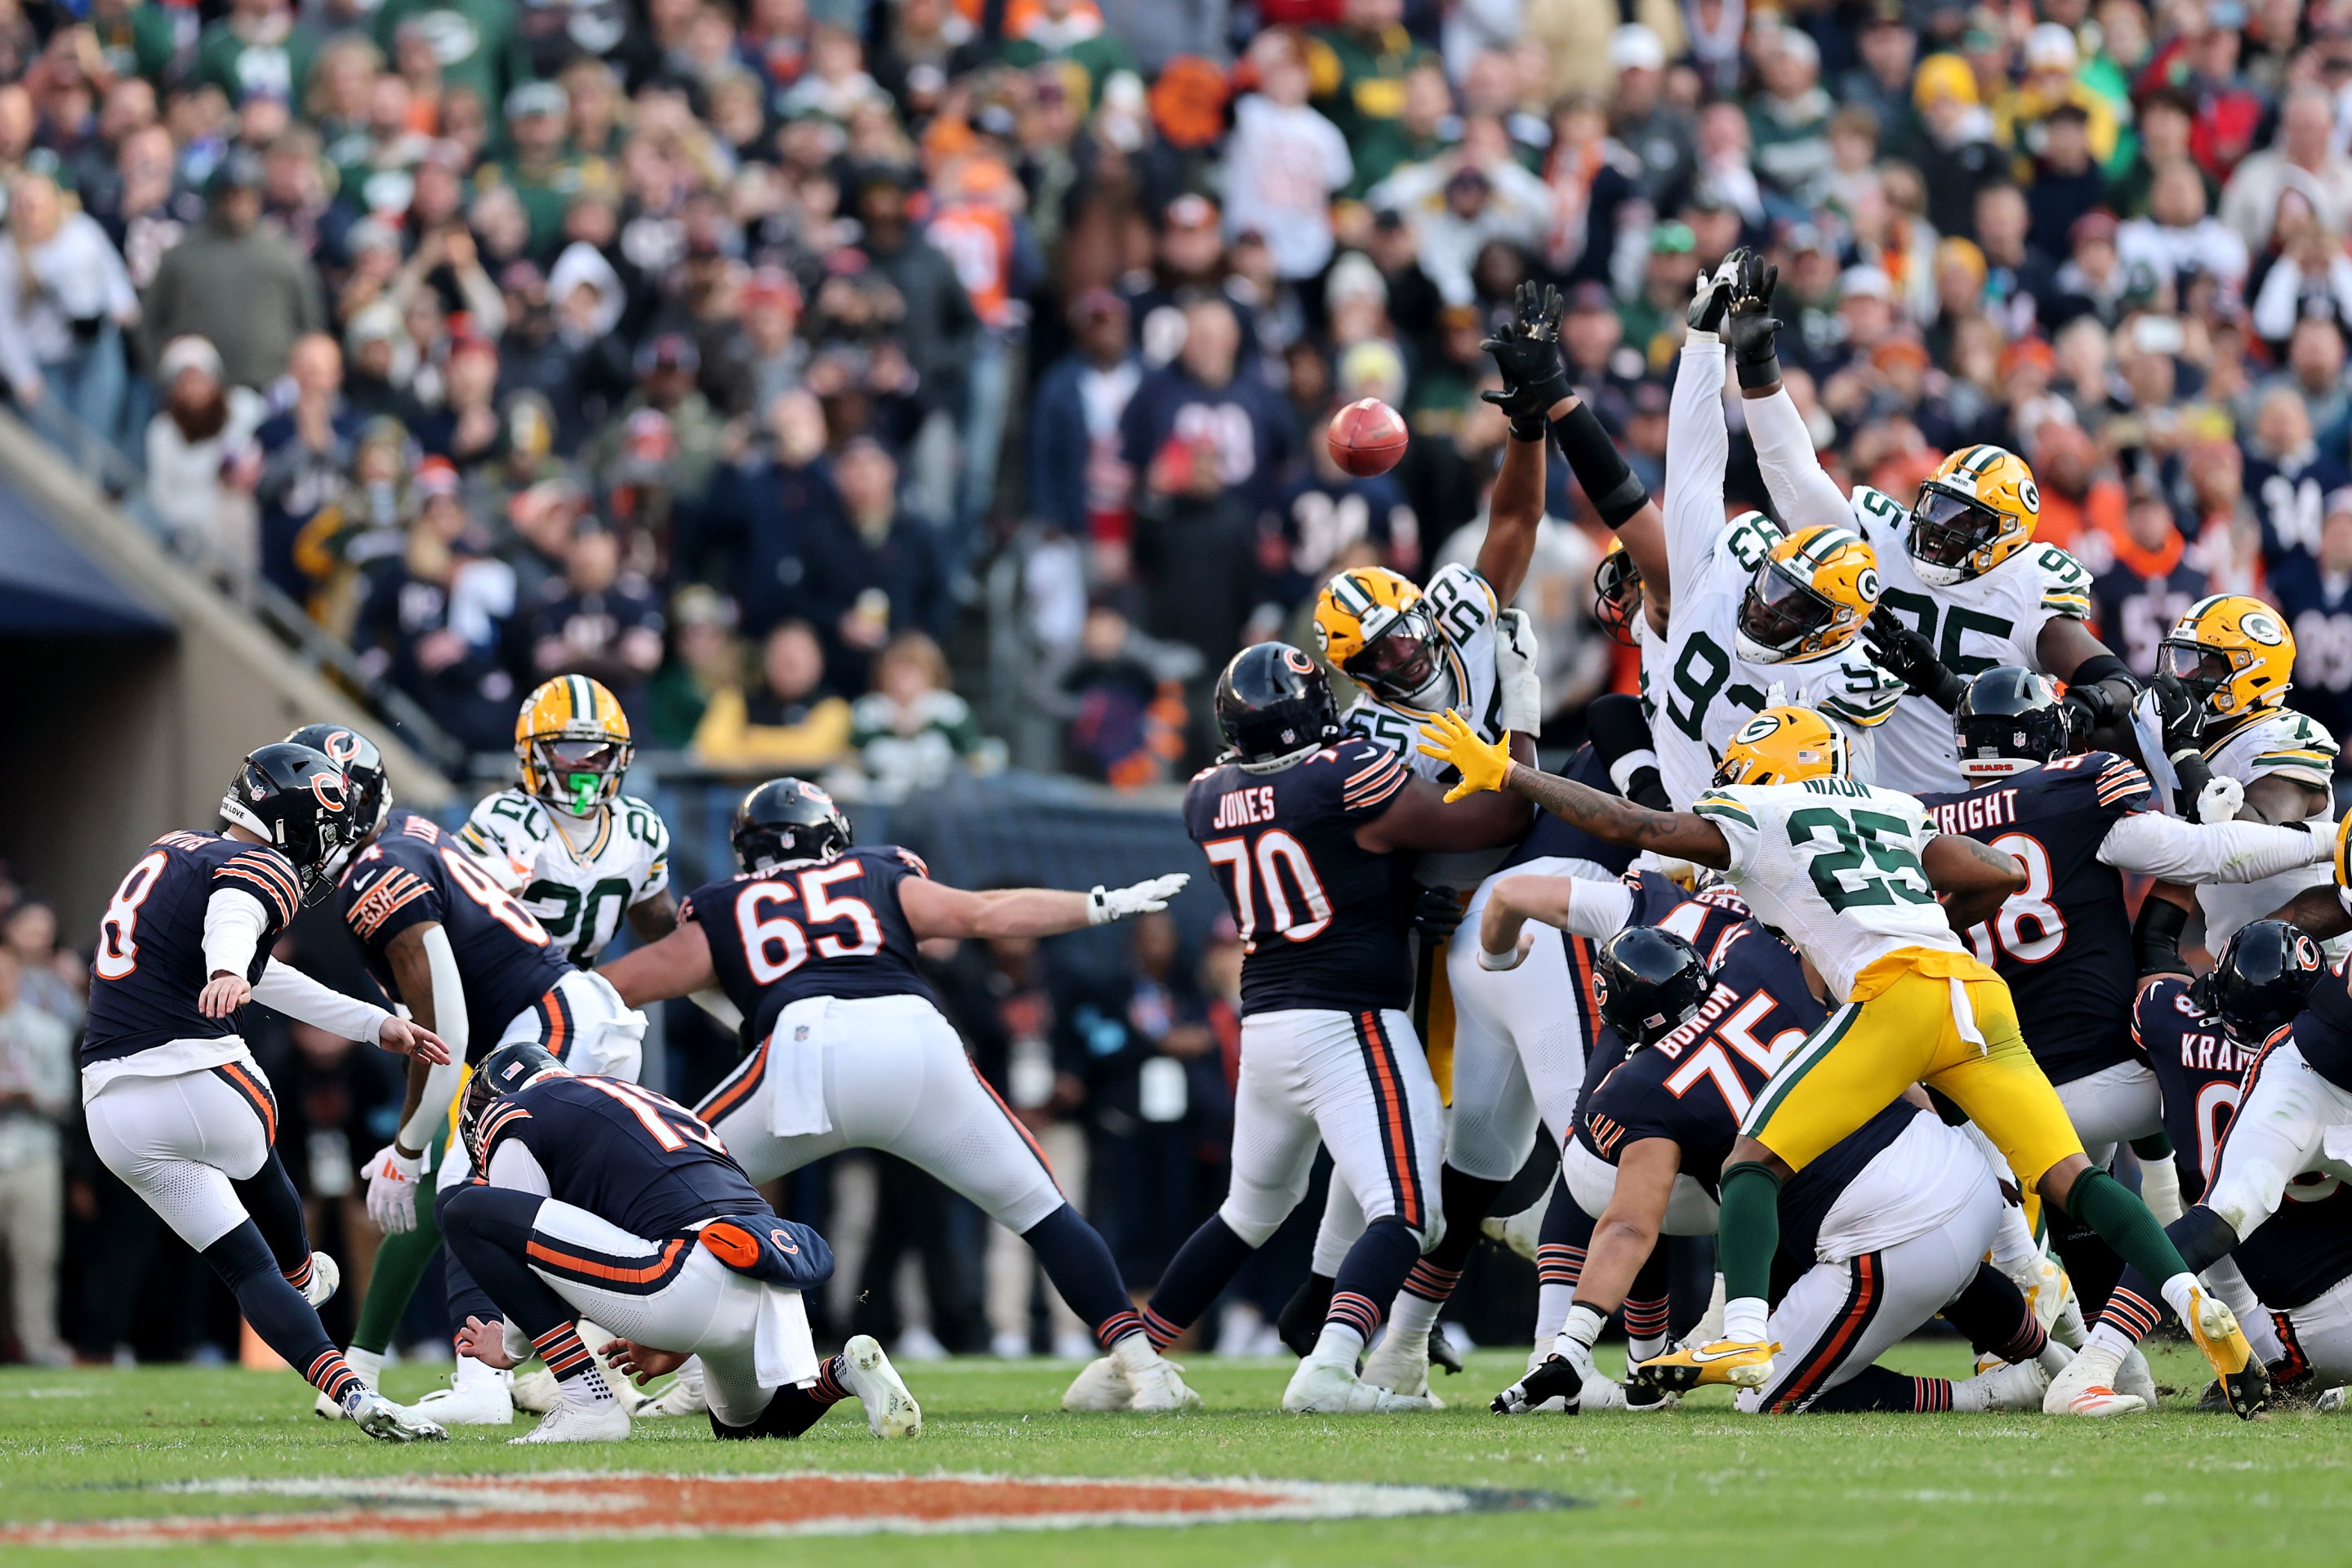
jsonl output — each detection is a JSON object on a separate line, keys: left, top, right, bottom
{"left": 1649, "top": 510, "right": 1904, "bottom": 808}
{"left": 455, "top": 788, "right": 672, "bottom": 967}
{"left": 1849, "top": 483, "right": 2095, "bottom": 794}
{"left": 1691, "top": 774, "right": 1962, "bottom": 1000}
{"left": 2194, "top": 707, "right": 2342, "bottom": 951}
{"left": 1341, "top": 560, "right": 1503, "bottom": 774}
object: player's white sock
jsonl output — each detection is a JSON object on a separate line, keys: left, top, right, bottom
{"left": 1385, "top": 1290, "right": 1443, "bottom": 1343}
{"left": 1534, "top": 1283, "right": 1573, "bottom": 1348}
{"left": 2083, "top": 1320, "right": 2136, "bottom": 1361}
{"left": 1722, "top": 1296, "right": 1769, "bottom": 1345}
{"left": 2157, "top": 1271, "right": 2203, "bottom": 1327}
{"left": 1984, "top": 1201, "right": 2043, "bottom": 1292}
{"left": 342, "top": 1345, "right": 385, "bottom": 1390}
{"left": 2138, "top": 1156, "right": 2185, "bottom": 1226}
{"left": 1628, "top": 1333, "right": 1668, "bottom": 1364}
{"left": 2038, "top": 1340, "right": 2074, "bottom": 1377}
{"left": 1310, "top": 1323, "right": 1366, "bottom": 1367}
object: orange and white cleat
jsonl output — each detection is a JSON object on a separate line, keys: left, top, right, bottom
{"left": 1633, "top": 1339, "right": 1779, "bottom": 1393}
{"left": 2043, "top": 1349, "right": 2147, "bottom": 1416}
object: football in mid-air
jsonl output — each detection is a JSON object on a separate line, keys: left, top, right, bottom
{"left": 1326, "top": 397, "right": 1409, "bottom": 476}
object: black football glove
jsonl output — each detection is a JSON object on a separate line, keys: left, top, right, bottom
{"left": 1481, "top": 280, "right": 1570, "bottom": 439}
{"left": 2147, "top": 670, "right": 2204, "bottom": 758}
{"left": 1410, "top": 883, "right": 1468, "bottom": 942}
{"left": 2060, "top": 679, "right": 2129, "bottom": 745}
{"left": 1725, "top": 247, "right": 1783, "bottom": 392}
{"left": 1861, "top": 608, "right": 1966, "bottom": 710}
{"left": 1686, "top": 260, "right": 1732, "bottom": 334}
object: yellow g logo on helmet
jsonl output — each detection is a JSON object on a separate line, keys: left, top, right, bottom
{"left": 516, "top": 675, "right": 635, "bottom": 816}
{"left": 1313, "top": 566, "right": 1448, "bottom": 705}
{"left": 2157, "top": 594, "right": 2296, "bottom": 728}
{"left": 1909, "top": 444, "right": 2040, "bottom": 586}
{"left": 1711, "top": 705, "right": 1849, "bottom": 787}
{"left": 1734, "top": 524, "right": 1882, "bottom": 664}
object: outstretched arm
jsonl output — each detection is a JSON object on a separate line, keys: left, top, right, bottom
{"left": 1477, "top": 872, "right": 1637, "bottom": 967}
{"left": 2267, "top": 883, "right": 2352, "bottom": 942}
{"left": 1570, "top": 1138, "right": 1679, "bottom": 1316}
{"left": 1922, "top": 833, "right": 2028, "bottom": 933}
{"left": 599, "top": 920, "right": 720, "bottom": 1008}
{"left": 1418, "top": 710, "right": 1731, "bottom": 865}
{"left": 1480, "top": 428, "right": 1545, "bottom": 605}
{"left": 1661, "top": 324, "right": 1731, "bottom": 599}
{"left": 1358, "top": 735, "right": 1538, "bottom": 854}
{"left": 2097, "top": 811, "right": 2329, "bottom": 884}
{"left": 1474, "top": 281, "right": 1561, "bottom": 606}
{"left": 1723, "top": 250, "right": 1855, "bottom": 534}
{"left": 898, "top": 874, "right": 1189, "bottom": 940}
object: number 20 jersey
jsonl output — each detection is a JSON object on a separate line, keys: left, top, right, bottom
{"left": 1184, "top": 737, "right": 1415, "bottom": 1018}
{"left": 454, "top": 787, "right": 670, "bottom": 968}
{"left": 1691, "top": 775, "right": 1958, "bottom": 1000}
{"left": 681, "top": 846, "right": 936, "bottom": 1049}
{"left": 1918, "top": 753, "right": 2156, "bottom": 1085}
{"left": 337, "top": 809, "right": 573, "bottom": 1052}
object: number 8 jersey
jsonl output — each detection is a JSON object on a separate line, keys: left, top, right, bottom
{"left": 1690, "top": 775, "right": 1962, "bottom": 1000}
{"left": 681, "top": 846, "right": 935, "bottom": 1049}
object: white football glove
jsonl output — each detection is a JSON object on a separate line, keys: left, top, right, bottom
{"left": 2196, "top": 773, "right": 2246, "bottom": 826}
{"left": 1494, "top": 608, "right": 1544, "bottom": 736}
{"left": 364, "top": 1143, "right": 423, "bottom": 1234}
{"left": 1089, "top": 873, "right": 1189, "bottom": 924}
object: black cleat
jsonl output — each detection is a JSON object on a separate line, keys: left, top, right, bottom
{"left": 1429, "top": 1322, "right": 1464, "bottom": 1376}
{"left": 1493, "top": 1354, "right": 1583, "bottom": 1414}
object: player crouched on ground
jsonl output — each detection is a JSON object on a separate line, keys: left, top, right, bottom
{"left": 443, "top": 1043, "right": 920, "bottom": 1444}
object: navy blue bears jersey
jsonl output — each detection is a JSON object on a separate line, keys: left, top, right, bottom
{"left": 84, "top": 831, "right": 305, "bottom": 1066}
{"left": 680, "top": 846, "right": 935, "bottom": 1049}
{"left": 1184, "top": 737, "right": 1418, "bottom": 1016}
{"left": 1576, "top": 915, "right": 1913, "bottom": 1259}
{"left": 2287, "top": 953, "right": 2352, "bottom": 1094}
{"left": 1576, "top": 872, "right": 1762, "bottom": 1094}
{"left": 1501, "top": 744, "right": 1639, "bottom": 875}
{"left": 338, "top": 809, "right": 572, "bottom": 1056}
{"left": 2134, "top": 976, "right": 2352, "bottom": 1311}
{"left": 1919, "top": 752, "right": 2156, "bottom": 1085}
{"left": 476, "top": 1071, "right": 769, "bottom": 1238}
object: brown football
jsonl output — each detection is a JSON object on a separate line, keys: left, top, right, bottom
{"left": 1325, "top": 397, "right": 1409, "bottom": 477}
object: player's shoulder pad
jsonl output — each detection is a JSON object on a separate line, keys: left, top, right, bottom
{"left": 2256, "top": 708, "right": 2341, "bottom": 764}
{"left": 1690, "top": 788, "right": 1759, "bottom": 831}
{"left": 212, "top": 842, "right": 302, "bottom": 927}
{"left": 2028, "top": 541, "right": 2093, "bottom": 616}
{"left": 882, "top": 845, "right": 931, "bottom": 879}
{"left": 1329, "top": 736, "right": 1410, "bottom": 812}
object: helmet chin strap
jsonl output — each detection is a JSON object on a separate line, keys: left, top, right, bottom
{"left": 1394, "top": 659, "right": 1457, "bottom": 715}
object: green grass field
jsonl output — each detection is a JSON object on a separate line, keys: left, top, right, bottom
{"left": 5, "top": 1344, "right": 2351, "bottom": 1567}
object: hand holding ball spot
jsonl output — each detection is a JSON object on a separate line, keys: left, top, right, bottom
{"left": 1327, "top": 397, "right": 1409, "bottom": 476}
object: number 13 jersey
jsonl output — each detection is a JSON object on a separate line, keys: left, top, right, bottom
{"left": 455, "top": 786, "right": 671, "bottom": 968}
{"left": 681, "top": 847, "right": 936, "bottom": 1049}
{"left": 1691, "top": 776, "right": 1961, "bottom": 1000}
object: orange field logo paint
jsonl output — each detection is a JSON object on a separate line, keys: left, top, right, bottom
{"left": 3, "top": 1471, "right": 1568, "bottom": 1546}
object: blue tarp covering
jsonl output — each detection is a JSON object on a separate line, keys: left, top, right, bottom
{"left": 0, "top": 476, "right": 172, "bottom": 636}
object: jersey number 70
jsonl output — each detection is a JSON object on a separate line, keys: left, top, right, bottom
{"left": 1202, "top": 833, "right": 1331, "bottom": 951}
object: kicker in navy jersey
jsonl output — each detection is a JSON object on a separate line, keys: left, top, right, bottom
{"left": 1183, "top": 735, "right": 1418, "bottom": 1016}
{"left": 338, "top": 808, "right": 572, "bottom": 1058}
{"left": 84, "top": 832, "right": 305, "bottom": 1066}
{"left": 2133, "top": 975, "right": 2352, "bottom": 1312}
{"left": 1919, "top": 751, "right": 2155, "bottom": 1085}
{"left": 680, "top": 845, "right": 935, "bottom": 1049}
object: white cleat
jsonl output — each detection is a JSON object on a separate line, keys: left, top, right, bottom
{"left": 2043, "top": 1350, "right": 2148, "bottom": 1416}
{"left": 1957, "top": 1358, "right": 2049, "bottom": 1411}
{"left": 1124, "top": 1355, "right": 1202, "bottom": 1413}
{"left": 1060, "top": 1355, "right": 1129, "bottom": 1411}
{"left": 2316, "top": 1385, "right": 2349, "bottom": 1413}
{"left": 298, "top": 1252, "right": 341, "bottom": 1309}
{"left": 1359, "top": 1331, "right": 1437, "bottom": 1405}
{"left": 508, "top": 1367, "right": 559, "bottom": 1415}
{"left": 637, "top": 1357, "right": 708, "bottom": 1417}
{"left": 839, "top": 1334, "right": 922, "bottom": 1438}
{"left": 1481, "top": 1202, "right": 1545, "bottom": 1264}
{"left": 342, "top": 1389, "right": 447, "bottom": 1443}
{"left": 314, "top": 1345, "right": 379, "bottom": 1421}
{"left": 412, "top": 1365, "right": 516, "bottom": 1425}
{"left": 1282, "top": 1358, "right": 1439, "bottom": 1414}
{"left": 2024, "top": 1255, "right": 2070, "bottom": 1342}
{"left": 2116, "top": 1346, "right": 2159, "bottom": 1408}
{"left": 510, "top": 1398, "right": 632, "bottom": 1444}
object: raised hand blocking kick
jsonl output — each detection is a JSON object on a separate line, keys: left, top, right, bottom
{"left": 1416, "top": 710, "right": 1516, "bottom": 802}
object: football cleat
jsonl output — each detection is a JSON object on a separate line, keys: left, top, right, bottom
{"left": 2043, "top": 1350, "right": 2147, "bottom": 1416}
{"left": 314, "top": 1345, "right": 379, "bottom": 1420}
{"left": 2024, "top": 1254, "right": 2070, "bottom": 1339}
{"left": 1493, "top": 1354, "right": 1582, "bottom": 1415}
{"left": 1481, "top": 1202, "right": 1545, "bottom": 1263}
{"left": 1633, "top": 1339, "right": 1779, "bottom": 1392}
{"left": 2183, "top": 1284, "right": 2270, "bottom": 1419}
{"left": 1957, "top": 1358, "right": 2049, "bottom": 1411}
{"left": 2316, "top": 1385, "right": 2350, "bottom": 1413}
{"left": 412, "top": 1365, "right": 516, "bottom": 1426}
{"left": 1283, "top": 1359, "right": 1439, "bottom": 1414}
{"left": 1615, "top": 1378, "right": 1678, "bottom": 1412}
{"left": 298, "top": 1252, "right": 341, "bottom": 1309}
{"left": 637, "top": 1357, "right": 708, "bottom": 1417}
{"left": 342, "top": 1389, "right": 448, "bottom": 1443}
{"left": 1060, "top": 1356, "right": 1129, "bottom": 1412}
{"left": 1123, "top": 1356, "right": 1202, "bottom": 1414}
{"left": 1361, "top": 1330, "right": 1437, "bottom": 1404}
{"left": 2116, "top": 1346, "right": 2158, "bottom": 1407}
{"left": 1428, "top": 1322, "right": 1464, "bottom": 1375}
{"left": 510, "top": 1398, "right": 632, "bottom": 1444}
{"left": 840, "top": 1334, "right": 922, "bottom": 1439}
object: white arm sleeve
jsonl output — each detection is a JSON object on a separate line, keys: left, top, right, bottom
{"left": 251, "top": 960, "right": 394, "bottom": 1042}
{"left": 2095, "top": 812, "right": 2328, "bottom": 883}
{"left": 397, "top": 924, "right": 471, "bottom": 1150}
{"left": 486, "top": 1137, "right": 554, "bottom": 1196}
{"left": 1558, "top": 877, "right": 1638, "bottom": 940}
{"left": 690, "top": 987, "right": 746, "bottom": 1033}
{"left": 1744, "top": 383, "right": 1856, "bottom": 534}
{"left": 1663, "top": 337, "right": 1731, "bottom": 596}
{"left": 201, "top": 887, "right": 270, "bottom": 978}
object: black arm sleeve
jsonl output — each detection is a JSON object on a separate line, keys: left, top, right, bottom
{"left": 2133, "top": 895, "right": 2192, "bottom": 978}
{"left": 1548, "top": 401, "right": 1650, "bottom": 530}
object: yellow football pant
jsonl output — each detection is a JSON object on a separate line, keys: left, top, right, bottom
{"left": 1740, "top": 960, "right": 2082, "bottom": 1193}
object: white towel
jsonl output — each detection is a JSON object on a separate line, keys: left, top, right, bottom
{"left": 754, "top": 1285, "right": 820, "bottom": 1388}
{"left": 2131, "top": 690, "right": 2181, "bottom": 816}
{"left": 768, "top": 996, "right": 834, "bottom": 1138}
{"left": 1949, "top": 977, "right": 1986, "bottom": 1051}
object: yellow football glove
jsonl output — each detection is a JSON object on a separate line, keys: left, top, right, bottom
{"left": 1417, "top": 710, "right": 1513, "bottom": 802}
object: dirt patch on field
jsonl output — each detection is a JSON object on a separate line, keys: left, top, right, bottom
{"left": 5, "top": 1471, "right": 1570, "bottom": 1544}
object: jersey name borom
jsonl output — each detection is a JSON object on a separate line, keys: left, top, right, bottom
{"left": 1848, "top": 483, "right": 2093, "bottom": 794}
{"left": 1658, "top": 512, "right": 1903, "bottom": 807}
{"left": 1692, "top": 775, "right": 1958, "bottom": 1000}
{"left": 457, "top": 788, "right": 670, "bottom": 967}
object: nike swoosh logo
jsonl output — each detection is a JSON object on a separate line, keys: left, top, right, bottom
{"left": 1684, "top": 1345, "right": 1763, "bottom": 1364}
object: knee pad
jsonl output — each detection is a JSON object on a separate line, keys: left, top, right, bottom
{"left": 1217, "top": 1186, "right": 1297, "bottom": 1250}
